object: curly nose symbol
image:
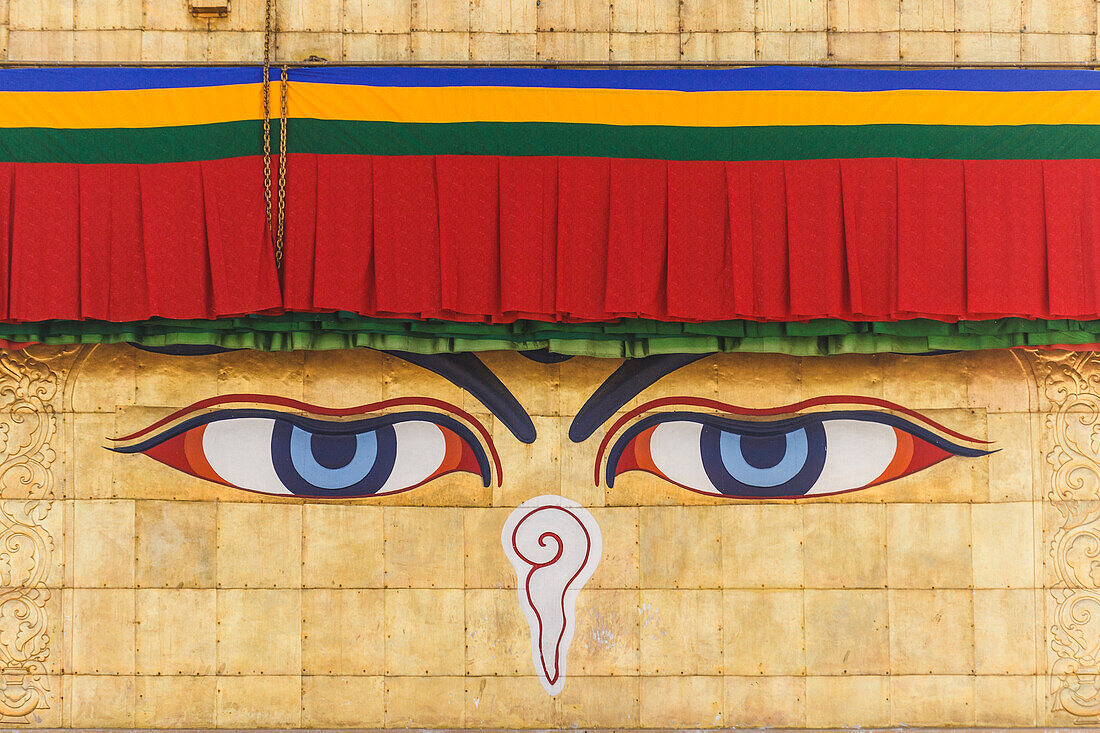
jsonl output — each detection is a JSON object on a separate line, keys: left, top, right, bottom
{"left": 501, "top": 495, "right": 602, "bottom": 696}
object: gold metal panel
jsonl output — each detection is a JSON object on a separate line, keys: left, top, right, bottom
{"left": 0, "top": 344, "right": 1077, "bottom": 728}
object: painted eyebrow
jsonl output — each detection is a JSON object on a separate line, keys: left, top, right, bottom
{"left": 568, "top": 353, "right": 712, "bottom": 443}
{"left": 126, "top": 344, "right": 537, "bottom": 445}
{"left": 387, "top": 351, "right": 537, "bottom": 444}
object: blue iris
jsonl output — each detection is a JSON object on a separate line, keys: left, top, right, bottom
{"left": 718, "top": 429, "right": 808, "bottom": 487}
{"left": 700, "top": 421, "right": 827, "bottom": 497}
{"left": 270, "top": 421, "right": 397, "bottom": 496}
{"left": 288, "top": 426, "right": 378, "bottom": 489}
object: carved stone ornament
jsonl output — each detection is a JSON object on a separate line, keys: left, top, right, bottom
{"left": 1034, "top": 350, "right": 1100, "bottom": 721}
{"left": 0, "top": 348, "right": 72, "bottom": 722}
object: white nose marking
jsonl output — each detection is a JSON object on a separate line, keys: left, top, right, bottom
{"left": 501, "top": 495, "right": 602, "bottom": 696}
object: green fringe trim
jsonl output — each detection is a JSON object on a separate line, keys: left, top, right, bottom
{"left": 1, "top": 314, "right": 1097, "bottom": 356}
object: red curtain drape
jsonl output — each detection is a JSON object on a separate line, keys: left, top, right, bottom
{"left": 1, "top": 157, "right": 282, "bottom": 322}
{"left": 282, "top": 155, "right": 1097, "bottom": 322}
{"left": 2, "top": 154, "right": 1099, "bottom": 324}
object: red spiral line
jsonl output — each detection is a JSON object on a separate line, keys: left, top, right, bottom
{"left": 511, "top": 505, "right": 593, "bottom": 686}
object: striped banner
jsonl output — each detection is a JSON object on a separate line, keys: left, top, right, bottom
{"left": 0, "top": 67, "right": 1099, "bottom": 162}
{"left": 0, "top": 65, "right": 1099, "bottom": 353}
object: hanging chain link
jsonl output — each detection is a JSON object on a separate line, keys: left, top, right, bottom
{"left": 261, "top": 0, "right": 288, "bottom": 272}
{"left": 276, "top": 64, "right": 289, "bottom": 270}
{"left": 262, "top": 0, "right": 273, "bottom": 242}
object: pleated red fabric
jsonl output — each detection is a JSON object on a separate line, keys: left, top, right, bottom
{"left": 281, "top": 153, "right": 319, "bottom": 311}
{"left": 787, "top": 160, "right": 848, "bottom": 319}
{"left": 741, "top": 162, "right": 790, "bottom": 319}
{"left": 201, "top": 156, "right": 282, "bottom": 317}
{"left": 667, "top": 160, "right": 733, "bottom": 321}
{"left": 1045, "top": 160, "right": 1100, "bottom": 319}
{"left": 11, "top": 163, "right": 81, "bottom": 322}
{"left": 4, "top": 153, "right": 1100, "bottom": 324}
{"left": 438, "top": 155, "right": 500, "bottom": 318}
{"left": 140, "top": 163, "right": 212, "bottom": 319}
{"left": 372, "top": 156, "right": 442, "bottom": 317}
{"left": 499, "top": 157, "right": 558, "bottom": 319}
{"left": 556, "top": 158, "right": 611, "bottom": 320}
{"left": 964, "top": 160, "right": 1048, "bottom": 318}
{"left": 0, "top": 165, "right": 12, "bottom": 321}
{"left": 896, "top": 159, "right": 967, "bottom": 318}
{"left": 312, "top": 155, "right": 375, "bottom": 314}
{"left": 606, "top": 158, "right": 667, "bottom": 318}
{"left": 841, "top": 159, "right": 897, "bottom": 320}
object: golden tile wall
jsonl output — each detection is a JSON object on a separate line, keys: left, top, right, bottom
{"left": 0, "top": 0, "right": 1098, "bottom": 62}
{"left": 0, "top": 343, "right": 1089, "bottom": 728}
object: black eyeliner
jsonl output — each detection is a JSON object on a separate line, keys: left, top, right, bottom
{"left": 108, "top": 408, "right": 493, "bottom": 488}
{"left": 604, "top": 409, "right": 996, "bottom": 487}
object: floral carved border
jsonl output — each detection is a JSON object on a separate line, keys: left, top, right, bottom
{"left": 1033, "top": 350, "right": 1100, "bottom": 721}
{"left": 0, "top": 349, "right": 70, "bottom": 722}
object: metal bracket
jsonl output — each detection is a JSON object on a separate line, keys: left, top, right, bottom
{"left": 188, "top": 0, "right": 230, "bottom": 18}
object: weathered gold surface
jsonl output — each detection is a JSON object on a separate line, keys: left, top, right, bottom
{"left": 2, "top": 0, "right": 1094, "bottom": 727}
{"left": 0, "top": 343, "right": 1078, "bottom": 728}
{"left": 2, "top": 0, "right": 1098, "bottom": 63}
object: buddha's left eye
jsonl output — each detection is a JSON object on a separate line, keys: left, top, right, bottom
{"left": 605, "top": 410, "right": 993, "bottom": 499}
{"left": 110, "top": 409, "right": 490, "bottom": 498}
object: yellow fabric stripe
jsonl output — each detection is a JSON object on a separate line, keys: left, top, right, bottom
{"left": 2, "top": 80, "right": 1099, "bottom": 130}
{"left": 0, "top": 83, "right": 264, "bottom": 129}
{"left": 289, "top": 82, "right": 1100, "bottom": 127}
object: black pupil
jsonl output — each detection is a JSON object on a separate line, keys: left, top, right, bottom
{"left": 310, "top": 433, "right": 359, "bottom": 469}
{"left": 739, "top": 433, "right": 789, "bottom": 469}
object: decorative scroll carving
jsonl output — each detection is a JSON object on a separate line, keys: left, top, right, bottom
{"left": 0, "top": 350, "right": 63, "bottom": 722}
{"left": 1036, "top": 351, "right": 1100, "bottom": 721}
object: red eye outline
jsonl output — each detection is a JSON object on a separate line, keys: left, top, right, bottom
{"left": 594, "top": 394, "right": 993, "bottom": 488}
{"left": 111, "top": 393, "right": 504, "bottom": 488}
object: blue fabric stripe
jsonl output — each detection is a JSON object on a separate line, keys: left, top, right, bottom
{"left": 2, "top": 65, "right": 1098, "bottom": 93}
{"left": 0, "top": 67, "right": 264, "bottom": 91}
{"left": 288, "top": 66, "right": 1100, "bottom": 92}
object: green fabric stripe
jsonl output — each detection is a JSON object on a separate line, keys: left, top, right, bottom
{"left": 291, "top": 120, "right": 1099, "bottom": 161}
{"left": 0, "top": 120, "right": 1096, "bottom": 163}
{"left": 0, "top": 120, "right": 263, "bottom": 164}
{"left": 2, "top": 314, "right": 1099, "bottom": 356}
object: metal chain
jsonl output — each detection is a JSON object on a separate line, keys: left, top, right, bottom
{"left": 262, "top": 0, "right": 287, "bottom": 273}
{"left": 261, "top": 0, "right": 273, "bottom": 246}
{"left": 276, "top": 64, "right": 288, "bottom": 270}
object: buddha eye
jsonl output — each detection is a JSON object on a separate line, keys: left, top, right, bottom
{"left": 604, "top": 409, "right": 993, "bottom": 499}
{"left": 110, "top": 407, "right": 492, "bottom": 498}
